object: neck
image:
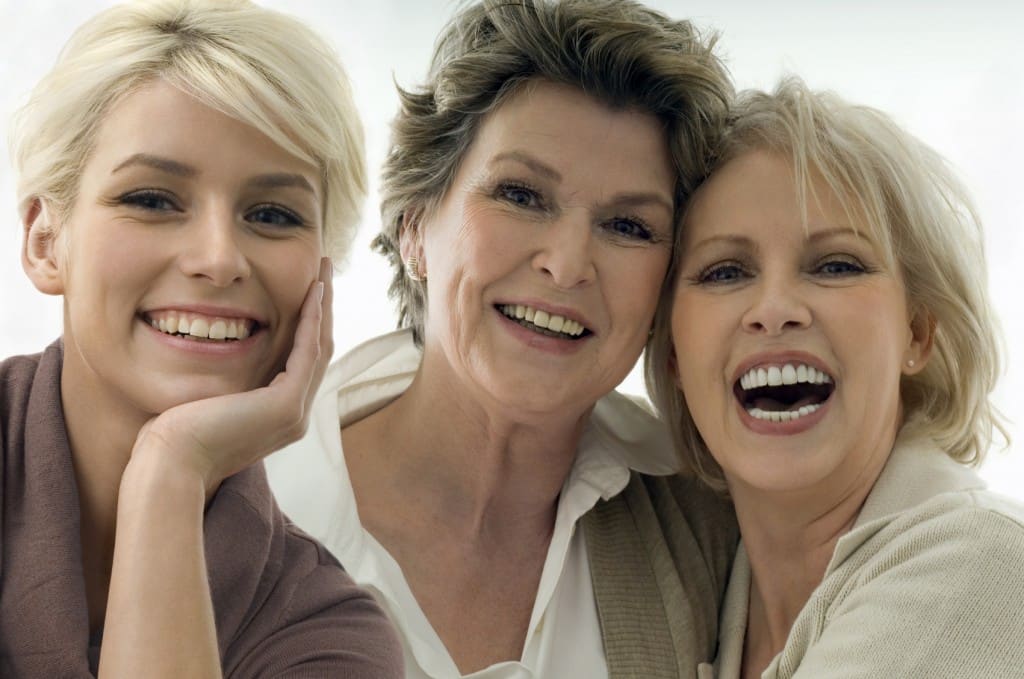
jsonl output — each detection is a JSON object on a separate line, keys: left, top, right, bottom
{"left": 60, "top": 336, "right": 153, "bottom": 630}
{"left": 347, "top": 346, "right": 591, "bottom": 543}
{"left": 731, "top": 439, "right": 892, "bottom": 663}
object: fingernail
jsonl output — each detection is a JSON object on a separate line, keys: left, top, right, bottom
{"left": 316, "top": 281, "right": 325, "bottom": 304}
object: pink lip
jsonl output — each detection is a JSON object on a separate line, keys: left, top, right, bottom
{"left": 731, "top": 349, "right": 836, "bottom": 436}
{"left": 495, "top": 298, "right": 594, "bottom": 333}
{"left": 730, "top": 350, "right": 835, "bottom": 386}
{"left": 141, "top": 303, "right": 266, "bottom": 325}
{"left": 495, "top": 308, "right": 591, "bottom": 355}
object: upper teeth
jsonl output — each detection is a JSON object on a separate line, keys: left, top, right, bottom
{"left": 147, "top": 311, "right": 253, "bottom": 341}
{"left": 739, "top": 363, "right": 832, "bottom": 390}
{"left": 500, "top": 304, "right": 586, "bottom": 337}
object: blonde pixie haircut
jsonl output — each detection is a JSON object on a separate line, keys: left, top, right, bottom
{"left": 647, "top": 76, "right": 1006, "bottom": 491}
{"left": 10, "top": 0, "right": 365, "bottom": 263}
{"left": 372, "top": 0, "right": 732, "bottom": 344}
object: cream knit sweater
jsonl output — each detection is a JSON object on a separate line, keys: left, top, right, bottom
{"left": 704, "top": 436, "right": 1024, "bottom": 678}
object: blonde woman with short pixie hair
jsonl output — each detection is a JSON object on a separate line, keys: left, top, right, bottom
{"left": 1, "top": 1, "right": 401, "bottom": 677}
{"left": 648, "top": 77, "right": 1024, "bottom": 677}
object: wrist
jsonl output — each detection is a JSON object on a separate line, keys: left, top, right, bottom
{"left": 119, "top": 448, "right": 207, "bottom": 512}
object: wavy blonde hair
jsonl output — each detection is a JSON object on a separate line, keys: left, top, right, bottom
{"left": 647, "top": 76, "right": 1007, "bottom": 491}
{"left": 10, "top": 0, "right": 365, "bottom": 264}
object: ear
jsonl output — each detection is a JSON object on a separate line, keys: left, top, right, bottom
{"left": 398, "top": 207, "right": 427, "bottom": 278}
{"left": 22, "top": 199, "right": 66, "bottom": 296}
{"left": 902, "top": 307, "right": 935, "bottom": 375}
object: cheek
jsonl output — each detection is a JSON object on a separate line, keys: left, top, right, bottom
{"left": 670, "top": 294, "right": 734, "bottom": 394}
{"left": 257, "top": 243, "right": 319, "bottom": 318}
{"left": 608, "top": 249, "right": 671, "bottom": 322}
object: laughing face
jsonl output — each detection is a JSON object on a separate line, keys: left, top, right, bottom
{"left": 409, "top": 80, "right": 675, "bottom": 419}
{"left": 27, "top": 80, "right": 323, "bottom": 422}
{"left": 670, "top": 150, "right": 930, "bottom": 495}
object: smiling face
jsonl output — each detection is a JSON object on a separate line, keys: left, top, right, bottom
{"left": 26, "top": 79, "right": 323, "bottom": 422}
{"left": 670, "top": 150, "right": 930, "bottom": 496}
{"left": 409, "top": 80, "right": 675, "bottom": 418}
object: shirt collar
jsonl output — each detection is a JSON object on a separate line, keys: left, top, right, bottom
{"left": 326, "top": 327, "right": 679, "bottom": 494}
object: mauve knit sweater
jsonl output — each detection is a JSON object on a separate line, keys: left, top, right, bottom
{"left": 0, "top": 342, "right": 404, "bottom": 678}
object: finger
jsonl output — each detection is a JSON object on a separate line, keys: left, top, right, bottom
{"left": 272, "top": 273, "right": 324, "bottom": 401}
{"left": 308, "top": 257, "right": 334, "bottom": 401}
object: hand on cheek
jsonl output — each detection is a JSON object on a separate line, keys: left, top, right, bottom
{"left": 124, "top": 256, "right": 334, "bottom": 499}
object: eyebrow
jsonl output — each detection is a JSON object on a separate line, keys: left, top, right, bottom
{"left": 111, "top": 153, "right": 317, "bottom": 195}
{"left": 491, "top": 150, "right": 562, "bottom": 182}
{"left": 491, "top": 150, "right": 673, "bottom": 215}
{"left": 248, "top": 173, "right": 318, "bottom": 196}
{"left": 806, "top": 225, "right": 872, "bottom": 243}
{"left": 687, "top": 225, "right": 871, "bottom": 253}
{"left": 112, "top": 153, "right": 196, "bottom": 178}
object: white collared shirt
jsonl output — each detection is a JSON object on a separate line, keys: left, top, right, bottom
{"left": 266, "top": 329, "right": 678, "bottom": 679}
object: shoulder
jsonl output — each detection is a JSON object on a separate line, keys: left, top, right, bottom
{"left": 0, "top": 349, "right": 44, "bottom": 417}
{"left": 211, "top": 468, "right": 403, "bottom": 678}
{"left": 1, "top": 344, "right": 62, "bottom": 457}
{"left": 849, "top": 488, "right": 1024, "bottom": 579}
{"left": 784, "top": 489, "right": 1024, "bottom": 677}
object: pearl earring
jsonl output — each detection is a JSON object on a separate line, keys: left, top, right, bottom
{"left": 907, "top": 359, "right": 916, "bottom": 368}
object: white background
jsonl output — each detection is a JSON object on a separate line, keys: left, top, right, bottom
{"left": 1, "top": 1, "right": 1021, "bottom": 497}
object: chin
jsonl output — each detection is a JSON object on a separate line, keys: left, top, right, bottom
{"left": 137, "top": 377, "right": 256, "bottom": 415}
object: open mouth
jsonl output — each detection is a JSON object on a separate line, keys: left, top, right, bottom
{"left": 141, "top": 310, "right": 260, "bottom": 343}
{"left": 496, "top": 304, "right": 591, "bottom": 340}
{"left": 735, "top": 363, "right": 834, "bottom": 423}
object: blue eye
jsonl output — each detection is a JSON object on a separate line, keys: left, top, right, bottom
{"left": 120, "top": 190, "right": 178, "bottom": 212}
{"left": 498, "top": 183, "right": 542, "bottom": 209}
{"left": 699, "top": 262, "right": 748, "bottom": 284}
{"left": 606, "top": 217, "right": 652, "bottom": 241}
{"left": 247, "top": 204, "right": 304, "bottom": 227}
{"left": 817, "top": 257, "right": 866, "bottom": 277}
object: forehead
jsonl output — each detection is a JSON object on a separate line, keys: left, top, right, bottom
{"left": 464, "top": 79, "right": 675, "bottom": 192}
{"left": 684, "top": 149, "right": 870, "bottom": 244}
{"left": 84, "top": 79, "right": 320, "bottom": 191}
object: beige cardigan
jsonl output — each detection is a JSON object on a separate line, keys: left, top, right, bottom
{"left": 703, "top": 436, "right": 1024, "bottom": 678}
{"left": 586, "top": 472, "right": 739, "bottom": 679}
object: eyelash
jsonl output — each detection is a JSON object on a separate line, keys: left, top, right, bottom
{"left": 119, "top": 189, "right": 178, "bottom": 212}
{"left": 694, "top": 255, "right": 869, "bottom": 285}
{"left": 117, "top": 190, "right": 306, "bottom": 228}
{"left": 815, "top": 256, "right": 868, "bottom": 276}
{"left": 245, "top": 204, "right": 305, "bottom": 228}
{"left": 696, "top": 260, "right": 750, "bottom": 285}
{"left": 494, "top": 181, "right": 654, "bottom": 241}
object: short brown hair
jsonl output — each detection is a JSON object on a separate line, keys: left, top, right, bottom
{"left": 372, "top": 0, "right": 732, "bottom": 343}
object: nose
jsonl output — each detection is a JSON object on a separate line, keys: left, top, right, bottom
{"left": 531, "top": 209, "right": 596, "bottom": 289}
{"left": 177, "top": 208, "right": 251, "bottom": 287}
{"left": 741, "top": 274, "right": 812, "bottom": 335}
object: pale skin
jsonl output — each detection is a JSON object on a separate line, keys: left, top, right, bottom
{"left": 21, "top": 81, "right": 333, "bottom": 678}
{"left": 344, "top": 80, "right": 676, "bottom": 673}
{"left": 670, "top": 150, "right": 934, "bottom": 678}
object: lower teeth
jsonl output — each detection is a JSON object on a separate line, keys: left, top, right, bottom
{"left": 747, "top": 403, "right": 822, "bottom": 423}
